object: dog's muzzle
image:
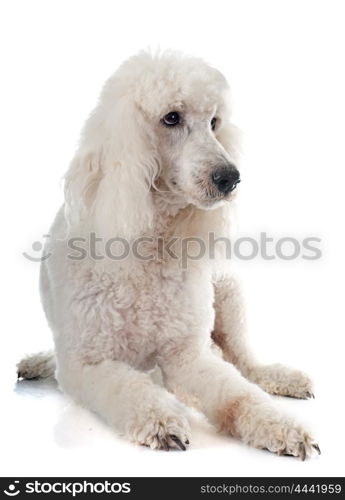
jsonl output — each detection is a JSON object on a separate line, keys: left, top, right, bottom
{"left": 211, "top": 164, "right": 241, "bottom": 196}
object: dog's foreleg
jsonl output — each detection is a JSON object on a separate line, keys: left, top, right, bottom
{"left": 212, "top": 277, "right": 314, "bottom": 399}
{"left": 56, "top": 356, "right": 190, "bottom": 450}
{"left": 160, "top": 347, "right": 318, "bottom": 459}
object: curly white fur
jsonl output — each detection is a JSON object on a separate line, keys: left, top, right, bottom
{"left": 18, "top": 50, "right": 319, "bottom": 458}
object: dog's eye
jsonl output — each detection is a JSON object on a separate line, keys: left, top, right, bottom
{"left": 211, "top": 117, "right": 217, "bottom": 131}
{"left": 162, "top": 112, "right": 180, "bottom": 126}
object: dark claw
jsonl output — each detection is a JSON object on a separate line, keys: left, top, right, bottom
{"left": 280, "top": 450, "right": 295, "bottom": 458}
{"left": 170, "top": 434, "right": 186, "bottom": 451}
{"left": 159, "top": 437, "right": 170, "bottom": 451}
{"left": 299, "top": 443, "right": 306, "bottom": 461}
{"left": 312, "top": 443, "right": 321, "bottom": 455}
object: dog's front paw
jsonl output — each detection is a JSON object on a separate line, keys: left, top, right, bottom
{"left": 128, "top": 408, "right": 191, "bottom": 451}
{"left": 218, "top": 396, "right": 320, "bottom": 459}
{"left": 251, "top": 414, "right": 320, "bottom": 460}
{"left": 274, "top": 430, "right": 321, "bottom": 460}
{"left": 250, "top": 363, "right": 314, "bottom": 399}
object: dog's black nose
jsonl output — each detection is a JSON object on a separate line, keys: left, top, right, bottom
{"left": 211, "top": 165, "right": 241, "bottom": 195}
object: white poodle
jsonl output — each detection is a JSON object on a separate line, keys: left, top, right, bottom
{"left": 18, "top": 50, "right": 319, "bottom": 459}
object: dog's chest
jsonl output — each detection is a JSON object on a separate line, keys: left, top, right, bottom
{"left": 75, "top": 263, "right": 214, "bottom": 367}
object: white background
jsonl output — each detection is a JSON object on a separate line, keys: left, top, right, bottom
{"left": 1, "top": 0, "right": 344, "bottom": 478}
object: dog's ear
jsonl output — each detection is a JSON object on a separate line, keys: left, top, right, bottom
{"left": 216, "top": 121, "right": 242, "bottom": 165}
{"left": 64, "top": 96, "right": 159, "bottom": 241}
{"left": 214, "top": 87, "right": 242, "bottom": 163}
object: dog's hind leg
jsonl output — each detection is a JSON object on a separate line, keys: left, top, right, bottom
{"left": 213, "top": 276, "right": 314, "bottom": 399}
{"left": 56, "top": 356, "right": 191, "bottom": 451}
{"left": 17, "top": 350, "right": 56, "bottom": 380}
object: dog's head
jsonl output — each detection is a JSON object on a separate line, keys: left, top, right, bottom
{"left": 65, "top": 50, "right": 240, "bottom": 239}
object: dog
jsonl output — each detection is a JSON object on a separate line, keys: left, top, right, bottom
{"left": 18, "top": 50, "right": 319, "bottom": 459}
